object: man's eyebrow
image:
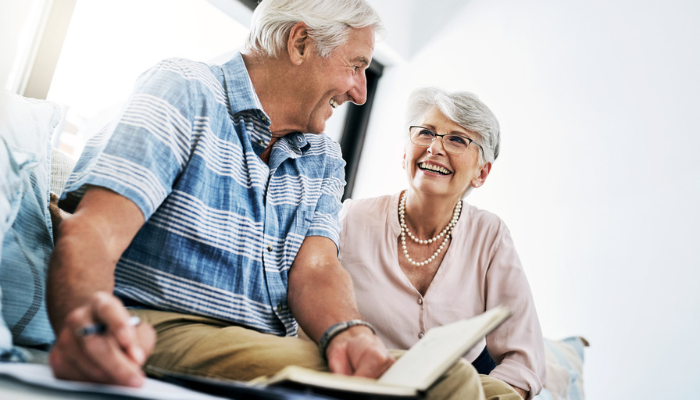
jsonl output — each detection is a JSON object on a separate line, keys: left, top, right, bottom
{"left": 354, "top": 56, "right": 370, "bottom": 66}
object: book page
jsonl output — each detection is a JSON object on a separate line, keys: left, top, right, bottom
{"left": 378, "top": 306, "right": 511, "bottom": 391}
{"left": 259, "top": 366, "right": 417, "bottom": 397}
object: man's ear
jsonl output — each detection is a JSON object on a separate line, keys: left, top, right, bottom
{"left": 287, "top": 22, "right": 310, "bottom": 66}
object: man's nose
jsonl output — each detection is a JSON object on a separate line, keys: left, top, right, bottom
{"left": 348, "top": 72, "right": 368, "bottom": 105}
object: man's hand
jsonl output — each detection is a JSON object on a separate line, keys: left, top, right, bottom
{"left": 325, "top": 325, "right": 394, "bottom": 378}
{"left": 49, "top": 291, "right": 156, "bottom": 387}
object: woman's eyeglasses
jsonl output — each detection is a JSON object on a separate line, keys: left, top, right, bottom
{"left": 409, "top": 126, "right": 483, "bottom": 155}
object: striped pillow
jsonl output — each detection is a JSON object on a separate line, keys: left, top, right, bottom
{"left": 0, "top": 90, "right": 60, "bottom": 349}
{"left": 534, "top": 336, "right": 588, "bottom": 400}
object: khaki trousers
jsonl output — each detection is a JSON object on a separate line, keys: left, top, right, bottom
{"left": 132, "top": 309, "right": 520, "bottom": 400}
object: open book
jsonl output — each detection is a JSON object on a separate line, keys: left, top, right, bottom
{"left": 153, "top": 306, "right": 511, "bottom": 399}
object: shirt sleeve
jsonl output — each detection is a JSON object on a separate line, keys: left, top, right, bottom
{"left": 484, "top": 224, "right": 547, "bottom": 399}
{"left": 304, "top": 138, "right": 346, "bottom": 250}
{"left": 60, "top": 59, "right": 195, "bottom": 219}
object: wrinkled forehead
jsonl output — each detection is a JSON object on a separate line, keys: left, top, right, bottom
{"left": 333, "top": 25, "right": 376, "bottom": 59}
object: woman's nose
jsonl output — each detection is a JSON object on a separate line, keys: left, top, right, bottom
{"left": 427, "top": 136, "right": 446, "bottom": 155}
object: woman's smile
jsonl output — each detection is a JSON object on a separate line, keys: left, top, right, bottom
{"left": 417, "top": 161, "right": 452, "bottom": 175}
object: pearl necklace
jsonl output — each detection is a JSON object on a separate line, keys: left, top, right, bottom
{"left": 399, "top": 191, "right": 462, "bottom": 266}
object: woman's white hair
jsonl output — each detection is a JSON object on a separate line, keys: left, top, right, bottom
{"left": 406, "top": 87, "right": 500, "bottom": 166}
{"left": 245, "top": 0, "right": 384, "bottom": 59}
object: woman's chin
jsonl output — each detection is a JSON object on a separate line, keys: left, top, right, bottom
{"left": 412, "top": 185, "right": 449, "bottom": 198}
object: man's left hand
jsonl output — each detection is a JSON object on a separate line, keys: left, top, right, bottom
{"left": 325, "top": 325, "right": 395, "bottom": 378}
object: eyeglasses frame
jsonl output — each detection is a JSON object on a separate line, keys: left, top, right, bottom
{"left": 408, "top": 126, "right": 484, "bottom": 155}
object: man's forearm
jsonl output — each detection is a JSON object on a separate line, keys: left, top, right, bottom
{"left": 47, "top": 215, "right": 118, "bottom": 332}
{"left": 47, "top": 187, "right": 146, "bottom": 332}
{"left": 288, "top": 257, "right": 362, "bottom": 342}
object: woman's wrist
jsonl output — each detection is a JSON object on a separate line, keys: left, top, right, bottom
{"left": 510, "top": 385, "right": 528, "bottom": 399}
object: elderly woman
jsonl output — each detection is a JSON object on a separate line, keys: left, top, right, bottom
{"left": 338, "top": 87, "right": 546, "bottom": 399}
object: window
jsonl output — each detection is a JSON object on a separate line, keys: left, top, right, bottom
{"left": 46, "top": 0, "right": 249, "bottom": 157}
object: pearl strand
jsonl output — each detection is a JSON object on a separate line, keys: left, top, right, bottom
{"left": 399, "top": 191, "right": 462, "bottom": 266}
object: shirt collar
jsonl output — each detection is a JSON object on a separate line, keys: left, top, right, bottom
{"left": 221, "top": 52, "right": 270, "bottom": 122}
{"left": 285, "top": 133, "right": 309, "bottom": 153}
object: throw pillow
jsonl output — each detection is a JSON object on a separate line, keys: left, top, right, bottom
{"left": 0, "top": 90, "right": 60, "bottom": 348}
{"left": 0, "top": 137, "right": 35, "bottom": 362}
{"left": 534, "top": 336, "right": 588, "bottom": 400}
{"left": 0, "top": 137, "right": 23, "bottom": 354}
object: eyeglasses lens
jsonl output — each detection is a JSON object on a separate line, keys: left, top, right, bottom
{"left": 410, "top": 128, "right": 469, "bottom": 154}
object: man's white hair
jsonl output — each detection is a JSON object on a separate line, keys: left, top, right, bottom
{"left": 406, "top": 87, "right": 500, "bottom": 166}
{"left": 245, "top": 0, "right": 384, "bottom": 59}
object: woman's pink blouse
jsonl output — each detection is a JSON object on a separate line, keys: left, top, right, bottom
{"left": 338, "top": 193, "right": 547, "bottom": 398}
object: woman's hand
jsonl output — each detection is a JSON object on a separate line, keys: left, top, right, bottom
{"left": 511, "top": 384, "right": 528, "bottom": 399}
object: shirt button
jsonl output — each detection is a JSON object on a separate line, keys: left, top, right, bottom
{"left": 297, "top": 136, "right": 303, "bottom": 142}
{"left": 267, "top": 245, "right": 273, "bottom": 252}
{"left": 261, "top": 116, "right": 269, "bottom": 123}
{"left": 277, "top": 304, "right": 284, "bottom": 312}
{"left": 418, "top": 332, "right": 425, "bottom": 339}
{"left": 418, "top": 298, "right": 423, "bottom": 305}
{"left": 257, "top": 139, "right": 265, "bottom": 146}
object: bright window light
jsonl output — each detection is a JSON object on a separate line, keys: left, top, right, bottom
{"left": 46, "top": 0, "right": 349, "bottom": 158}
{"left": 47, "top": 0, "right": 249, "bottom": 158}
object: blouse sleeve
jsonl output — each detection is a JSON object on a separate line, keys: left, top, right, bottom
{"left": 484, "top": 223, "right": 547, "bottom": 399}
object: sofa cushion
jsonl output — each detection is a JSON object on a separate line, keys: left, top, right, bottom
{"left": 50, "top": 148, "right": 76, "bottom": 197}
{"left": 534, "top": 336, "right": 588, "bottom": 400}
{"left": 0, "top": 90, "right": 60, "bottom": 348}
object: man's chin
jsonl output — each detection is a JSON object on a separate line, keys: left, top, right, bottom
{"left": 306, "top": 123, "right": 327, "bottom": 135}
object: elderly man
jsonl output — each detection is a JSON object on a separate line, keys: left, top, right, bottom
{"left": 46, "top": 1, "right": 488, "bottom": 399}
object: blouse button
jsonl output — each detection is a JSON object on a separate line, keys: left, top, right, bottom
{"left": 417, "top": 298, "right": 423, "bottom": 305}
{"left": 418, "top": 332, "right": 425, "bottom": 339}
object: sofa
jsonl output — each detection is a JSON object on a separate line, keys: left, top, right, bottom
{"left": 0, "top": 89, "right": 588, "bottom": 399}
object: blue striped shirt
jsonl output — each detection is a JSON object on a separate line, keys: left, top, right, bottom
{"left": 61, "top": 53, "right": 346, "bottom": 336}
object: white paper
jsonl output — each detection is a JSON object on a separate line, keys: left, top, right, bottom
{"left": 0, "top": 363, "right": 224, "bottom": 400}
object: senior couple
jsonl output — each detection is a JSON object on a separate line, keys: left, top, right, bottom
{"left": 48, "top": 0, "right": 546, "bottom": 399}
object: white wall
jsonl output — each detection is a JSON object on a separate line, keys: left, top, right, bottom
{"left": 362, "top": 0, "right": 700, "bottom": 398}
